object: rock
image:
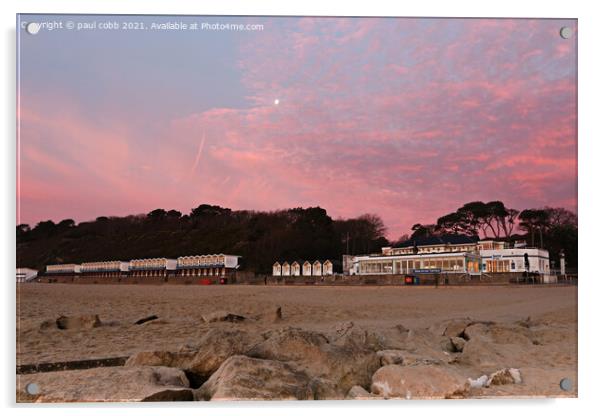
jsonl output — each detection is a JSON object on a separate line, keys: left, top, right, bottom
{"left": 370, "top": 364, "right": 469, "bottom": 399}
{"left": 332, "top": 321, "right": 355, "bottom": 337}
{"left": 440, "top": 338, "right": 456, "bottom": 353}
{"left": 462, "top": 323, "right": 489, "bottom": 341}
{"left": 329, "top": 321, "right": 388, "bottom": 351}
{"left": 468, "top": 375, "right": 488, "bottom": 388}
{"left": 134, "top": 315, "right": 158, "bottom": 325}
{"left": 444, "top": 319, "right": 473, "bottom": 338}
{"left": 39, "top": 320, "right": 55, "bottom": 330}
{"left": 430, "top": 318, "right": 473, "bottom": 338}
{"left": 16, "top": 366, "right": 192, "bottom": 402}
{"left": 376, "top": 350, "right": 405, "bottom": 366}
{"left": 274, "top": 306, "right": 282, "bottom": 322}
{"left": 464, "top": 322, "right": 532, "bottom": 345}
{"left": 394, "top": 328, "right": 454, "bottom": 364}
{"left": 185, "top": 328, "right": 261, "bottom": 380}
{"left": 55, "top": 315, "right": 102, "bottom": 330}
{"left": 450, "top": 337, "right": 466, "bottom": 352}
{"left": 194, "top": 355, "right": 314, "bottom": 400}
{"left": 202, "top": 311, "right": 246, "bottom": 323}
{"left": 486, "top": 368, "right": 522, "bottom": 386}
{"left": 247, "top": 327, "right": 380, "bottom": 395}
{"left": 125, "top": 350, "right": 194, "bottom": 368}
{"left": 456, "top": 338, "right": 507, "bottom": 371}
{"left": 457, "top": 323, "right": 537, "bottom": 372}
{"left": 346, "top": 385, "right": 376, "bottom": 399}
{"left": 308, "top": 377, "right": 339, "bottom": 399}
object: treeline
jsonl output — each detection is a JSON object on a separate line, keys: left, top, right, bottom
{"left": 16, "top": 201, "right": 578, "bottom": 273}
{"left": 406, "top": 201, "right": 577, "bottom": 270}
{"left": 16, "top": 205, "right": 388, "bottom": 273}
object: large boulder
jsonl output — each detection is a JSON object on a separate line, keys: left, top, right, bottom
{"left": 457, "top": 323, "right": 537, "bottom": 372}
{"left": 456, "top": 337, "right": 509, "bottom": 371}
{"left": 17, "top": 366, "right": 192, "bottom": 402}
{"left": 185, "top": 328, "right": 261, "bottom": 380}
{"left": 429, "top": 318, "right": 473, "bottom": 338}
{"left": 55, "top": 315, "right": 102, "bottom": 330}
{"left": 370, "top": 364, "right": 469, "bottom": 399}
{"left": 388, "top": 328, "right": 454, "bottom": 364}
{"left": 246, "top": 326, "right": 380, "bottom": 396}
{"left": 194, "top": 355, "right": 314, "bottom": 400}
{"left": 463, "top": 322, "right": 533, "bottom": 345}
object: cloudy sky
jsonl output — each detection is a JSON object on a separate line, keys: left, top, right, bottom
{"left": 17, "top": 15, "right": 577, "bottom": 238}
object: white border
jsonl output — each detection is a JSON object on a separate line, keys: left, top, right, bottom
{"left": 3, "top": 0, "right": 601, "bottom": 415}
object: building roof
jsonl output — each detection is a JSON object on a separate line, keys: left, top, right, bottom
{"left": 394, "top": 234, "right": 479, "bottom": 248}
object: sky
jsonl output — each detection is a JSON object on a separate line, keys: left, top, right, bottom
{"left": 17, "top": 15, "right": 577, "bottom": 239}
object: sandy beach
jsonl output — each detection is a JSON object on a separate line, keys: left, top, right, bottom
{"left": 16, "top": 283, "right": 577, "bottom": 401}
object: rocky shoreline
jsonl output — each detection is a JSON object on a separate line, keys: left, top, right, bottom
{"left": 17, "top": 311, "right": 576, "bottom": 401}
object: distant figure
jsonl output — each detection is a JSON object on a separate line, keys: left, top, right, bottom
{"left": 264, "top": 276, "right": 267, "bottom": 285}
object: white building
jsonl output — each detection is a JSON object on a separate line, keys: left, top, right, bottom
{"left": 177, "top": 254, "right": 240, "bottom": 277}
{"left": 81, "top": 261, "right": 129, "bottom": 278}
{"left": 323, "top": 260, "right": 334, "bottom": 276}
{"left": 479, "top": 247, "right": 550, "bottom": 274}
{"left": 302, "top": 261, "right": 313, "bottom": 276}
{"left": 129, "top": 258, "right": 177, "bottom": 277}
{"left": 346, "top": 235, "right": 549, "bottom": 276}
{"left": 312, "top": 260, "right": 322, "bottom": 276}
{"left": 291, "top": 261, "right": 301, "bottom": 276}
{"left": 272, "top": 262, "right": 282, "bottom": 276}
{"left": 16, "top": 268, "right": 38, "bottom": 283}
{"left": 46, "top": 264, "right": 81, "bottom": 275}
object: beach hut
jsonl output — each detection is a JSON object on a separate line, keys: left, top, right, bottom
{"left": 312, "top": 260, "right": 323, "bottom": 276}
{"left": 322, "top": 260, "right": 334, "bottom": 275}
{"left": 282, "top": 261, "right": 291, "bottom": 276}
{"left": 291, "top": 261, "right": 301, "bottom": 276}
{"left": 302, "top": 261, "right": 312, "bottom": 276}
{"left": 272, "top": 262, "right": 282, "bottom": 276}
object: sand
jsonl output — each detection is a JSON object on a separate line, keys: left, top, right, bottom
{"left": 16, "top": 283, "right": 577, "bottom": 400}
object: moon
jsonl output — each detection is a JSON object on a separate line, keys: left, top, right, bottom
{"left": 274, "top": 99, "right": 280, "bottom": 105}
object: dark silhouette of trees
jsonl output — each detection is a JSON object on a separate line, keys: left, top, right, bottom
{"left": 336, "top": 214, "right": 388, "bottom": 255}
{"left": 16, "top": 205, "right": 390, "bottom": 273}
{"left": 435, "top": 201, "right": 519, "bottom": 239}
{"left": 147, "top": 209, "right": 167, "bottom": 221}
{"left": 166, "top": 209, "right": 182, "bottom": 219}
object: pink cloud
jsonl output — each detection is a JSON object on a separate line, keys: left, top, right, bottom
{"left": 18, "top": 18, "right": 577, "bottom": 239}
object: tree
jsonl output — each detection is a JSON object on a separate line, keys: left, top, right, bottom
{"left": 335, "top": 213, "right": 388, "bottom": 255}
{"left": 543, "top": 207, "right": 577, "bottom": 228}
{"left": 166, "top": 209, "right": 182, "bottom": 219}
{"left": 57, "top": 219, "right": 76, "bottom": 229}
{"left": 435, "top": 201, "right": 519, "bottom": 239}
{"left": 190, "top": 204, "right": 231, "bottom": 218}
{"left": 518, "top": 209, "right": 551, "bottom": 247}
{"left": 32, "top": 220, "right": 56, "bottom": 237}
{"left": 410, "top": 223, "right": 437, "bottom": 240}
{"left": 147, "top": 209, "right": 167, "bottom": 221}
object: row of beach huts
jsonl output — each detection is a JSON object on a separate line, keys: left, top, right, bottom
{"left": 22, "top": 254, "right": 241, "bottom": 283}
{"left": 271, "top": 260, "right": 336, "bottom": 277}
